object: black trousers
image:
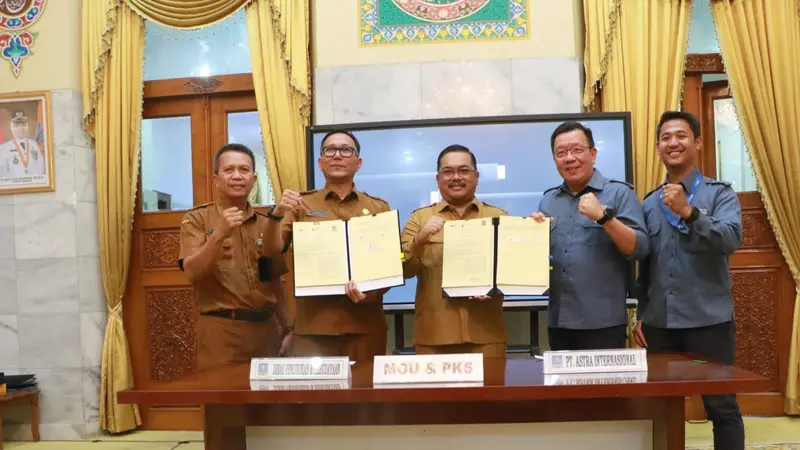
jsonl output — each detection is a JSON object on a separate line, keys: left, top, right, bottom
{"left": 547, "top": 324, "right": 628, "bottom": 351}
{"left": 642, "top": 321, "right": 744, "bottom": 450}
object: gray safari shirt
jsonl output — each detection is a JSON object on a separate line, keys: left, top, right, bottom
{"left": 539, "top": 169, "right": 648, "bottom": 330}
{"left": 636, "top": 168, "right": 742, "bottom": 329}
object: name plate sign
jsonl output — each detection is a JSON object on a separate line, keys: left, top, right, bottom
{"left": 250, "top": 357, "right": 350, "bottom": 381}
{"left": 543, "top": 348, "right": 647, "bottom": 374}
{"left": 543, "top": 372, "right": 648, "bottom": 386}
{"left": 373, "top": 353, "right": 483, "bottom": 384}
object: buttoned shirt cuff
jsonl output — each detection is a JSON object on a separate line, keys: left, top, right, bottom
{"left": 627, "top": 229, "right": 649, "bottom": 261}
{"left": 688, "top": 212, "right": 713, "bottom": 237}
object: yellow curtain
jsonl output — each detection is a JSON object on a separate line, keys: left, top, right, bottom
{"left": 583, "top": 0, "right": 691, "bottom": 199}
{"left": 246, "top": 0, "right": 310, "bottom": 193}
{"left": 124, "top": 0, "right": 251, "bottom": 28}
{"left": 710, "top": 0, "right": 800, "bottom": 415}
{"left": 583, "top": 0, "right": 691, "bottom": 348}
{"left": 81, "top": 1, "right": 145, "bottom": 433}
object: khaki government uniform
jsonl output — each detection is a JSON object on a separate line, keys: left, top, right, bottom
{"left": 179, "top": 202, "right": 288, "bottom": 370}
{"left": 281, "top": 186, "right": 390, "bottom": 360}
{"left": 402, "top": 198, "right": 508, "bottom": 357}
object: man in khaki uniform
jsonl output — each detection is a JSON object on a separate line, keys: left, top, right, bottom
{"left": 402, "top": 145, "right": 508, "bottom": 357}
{"left": 260, "top": 130, "right": 391, "bottom": 360}
{"left": 179, "top": 144, "right": 294, "bottom": 370}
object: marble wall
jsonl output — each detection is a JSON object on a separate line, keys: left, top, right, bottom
{"left": 313, "top": 57, "right": 584, "bottom": 349}
{"left": 0, "top": 89, "right": 105, "bottom": 440}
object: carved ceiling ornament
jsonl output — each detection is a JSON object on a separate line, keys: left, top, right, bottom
{"left": 685, "top": 53, "right": 724, "bottom": 73}
{"left": 184, "top": 77, "right": 223, "bottom": 94}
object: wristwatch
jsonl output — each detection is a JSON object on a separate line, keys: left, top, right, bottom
{"left": 596, "top": 207, "right": 616, "bottom": 225}
{"left": 267, "top": 206, "right": 284, "bottom": 222}
{"left": 685, "top": 206, "right": 700, "bottom": 224}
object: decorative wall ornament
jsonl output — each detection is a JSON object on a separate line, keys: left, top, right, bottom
{"left": 361, "top": 0, "right": 528, "bottom": 46}
{"left": 0, "top": 0, "right": 46, "bottom": 77}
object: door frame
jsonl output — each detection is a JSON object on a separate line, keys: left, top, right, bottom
{"left": 681, "top": 54, "right": 795, "bottom": 418}
{"left": 124, "top": 73, "right": 263, "bottom": 430}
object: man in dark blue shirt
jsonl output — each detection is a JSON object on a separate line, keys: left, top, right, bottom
{"left": 635, "top": 111, "right": 744, "bottom": 450}
{"left": 532, "top": 121, "right": 648, "bottom": 351}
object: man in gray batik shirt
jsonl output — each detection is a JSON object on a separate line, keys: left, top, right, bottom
{"left": 635, "top": 111, "right": 744, "bottom": 450}
{"left": 532, "top": 121, "right": 648, "bottom": 351}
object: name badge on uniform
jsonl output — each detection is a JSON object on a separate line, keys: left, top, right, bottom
{"left": 308, "top": 210, "right": 328, "bottom": 217}
{"left": 699, "top": 208, "right": 708, "bottom": 215}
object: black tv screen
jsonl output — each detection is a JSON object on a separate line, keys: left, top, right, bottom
{"left": 306, "top": 113, "right": 634, "bottom": 308}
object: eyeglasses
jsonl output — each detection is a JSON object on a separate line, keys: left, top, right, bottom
{"left": 322, "top": 146, "right": 357, "bottom": 158}
{"left": 554, "top": 146, "right": 590, "bottom": 159}
{"left": 438, "top": 166, "right": 475, "bottom": 179}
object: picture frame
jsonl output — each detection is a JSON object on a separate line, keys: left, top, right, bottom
{"left": 0, "top": 90, "right": 54, "bottom": 195}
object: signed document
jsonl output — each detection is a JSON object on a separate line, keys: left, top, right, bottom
{"left": 292, "top": 210, "right": 404, "bottom": 297}
{"left": 441, "top": 218, "right": 495, "bottom": 297}
{"left": 347, "top": 209, "right": 404, "bottom": 292}
{"left": 496, "top": 216, "right": 550, "bottom": 295}
{"left": 292, "top": 220, "right": 349, "bottom": 296}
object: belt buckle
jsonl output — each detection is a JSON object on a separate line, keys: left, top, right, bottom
{"left": 231, "top": 310, "right": 237, "bottom": 320}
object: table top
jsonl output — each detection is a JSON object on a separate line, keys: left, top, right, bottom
{"left": 118, "top": 353, "right": 772, "bottom": 406}
{"left": 0, "top": 387, "right": 40, "bottom": 402}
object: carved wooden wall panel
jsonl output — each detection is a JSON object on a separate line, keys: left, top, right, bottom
{"left": 147, "top": 288, "right": 196, "bottom": 380}
{"left": 143, "top": 230, "right": 180, "bottom": 269}
{"left": 740, "top": 210, "right": 778, "bottom": 249}
{"left": 685, "top": 53, "right": 724, "bottom": 73}
{"left": 731, "top": 269, "right": 778, "bottom": 387}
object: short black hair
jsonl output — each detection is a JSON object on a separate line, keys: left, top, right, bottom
{"left": 656, "top": 111, "right": 701, "bottom": 140}
{"left": 320, "top": 130, "right": 361, "bottom": 155}
{"left": 550, "top": 121, "right": 595, "bottom": 153}
{"left": 214, "top": 143, "right": 256, "bottom": 174}
{"left": 437, "top": 144, "right": 477, "bottom": 171}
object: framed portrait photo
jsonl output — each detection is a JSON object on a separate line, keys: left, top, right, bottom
{"left": 0, "top": 91, "right": 54, "bottom": 195}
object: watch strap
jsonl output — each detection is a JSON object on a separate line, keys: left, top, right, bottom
{"left": 267, "top": 206, "right": 284, "bottom": 222}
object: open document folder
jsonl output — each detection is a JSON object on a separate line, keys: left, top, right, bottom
{"left": 441, "top": 216, "right": 550, "bottom": 298}
{"left": 292, "top": 209, "right": 405, "bottom": 297}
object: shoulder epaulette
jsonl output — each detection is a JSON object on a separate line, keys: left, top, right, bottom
{"left": 608, "top": 179, "right": 634, "bottom": 190}
{"left": 410, "top": 203, "right": 436, "bottom": 215}
{"left": 361, "top": 191, "right": 389, "bottom": 205}
{"left": 188, "top": 202, "right": 214, "bottom": 211}
{"left": 543, "top": 185, "right": 560, "bottom": 195}
{"left": 706, "top": 178, "right": 732, "bottom": 187}
{"left": 481, "top": 201, "right": 508, "bottom": 215}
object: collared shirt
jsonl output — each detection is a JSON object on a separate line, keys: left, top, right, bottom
{"left": 281, "top": 185, "right": 390, "bottom": 336}
{"left": 637, "top": 168, "right": 742, "bottom": 328}
{"left": 539, "top": 169, "right": 648, "bottom": 330}
{"left": 402, "top": 197, "right": 508, "bottom": 346}
{"left": 178, "top": 202, "right": 288, "bottom": 313}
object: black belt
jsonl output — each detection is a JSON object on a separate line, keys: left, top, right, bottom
{"left": 201, "top": 309, "right": 274, "bottom": 323}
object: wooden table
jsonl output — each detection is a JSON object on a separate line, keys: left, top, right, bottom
{"left": 119, "top": 354, "right": 771, "bottom": 450}
{"left": 0, "top": 388, "right": 40, "bottom": 449}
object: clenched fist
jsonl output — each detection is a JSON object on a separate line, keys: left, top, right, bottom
{"left": 272, "top": 189, "right": 304, "bottom": 217}
{"left": 416, "top": 216, "right": 446, "bottom": 244}
{"left": 578, "top": 192, "right": 605, "bottom": 222}
{"left": 661, "top": 184, "right": 692, "bottom": 218}
{"left": 214, "top": 207, "right": 245, "bottom": 239}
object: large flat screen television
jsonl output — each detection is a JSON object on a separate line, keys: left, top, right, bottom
{"left": 305, "top": 113, "right": 634, "bottom": 309}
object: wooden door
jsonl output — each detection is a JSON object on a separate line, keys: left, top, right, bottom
{"left": 123, "top": 75, "right": 274, "bottom": 430}
{"left": 680, "top": 74, "right": 796, "bottom": 417}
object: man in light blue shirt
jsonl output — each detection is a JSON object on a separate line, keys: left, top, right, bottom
{"left": 532, "top": 121, "right": 648, "bottom": 350}
{"left": 635, "top": 111, "right": 743, "bottom": 450}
